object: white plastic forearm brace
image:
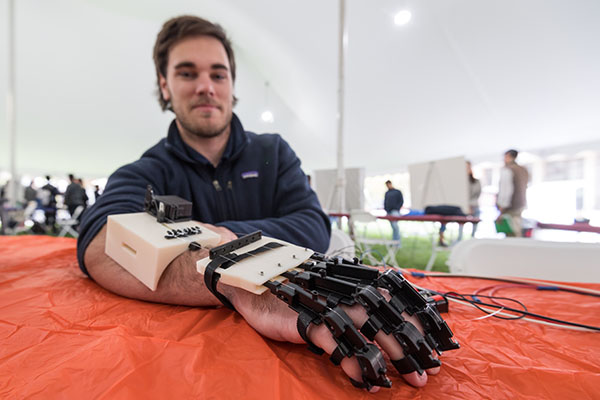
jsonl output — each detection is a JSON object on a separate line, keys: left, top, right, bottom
{"left": 196, "top": 236, "right": 313, "bottom": 294}
{"left": 105, "top": 212, "right": 221, "bottom": 290}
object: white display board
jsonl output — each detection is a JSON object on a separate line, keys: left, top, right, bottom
{"left": 313, "top": 167, "right": 365, "bottom": 212}
{"left": 408, "top": 156, "right": 469, "bottom": 213}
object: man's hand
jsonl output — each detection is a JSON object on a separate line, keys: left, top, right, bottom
{"left": 222, "top": 286, "right": 440, "bottom": 392}
{"left": 201, "top": 223, "right": 238, "bottom": 244}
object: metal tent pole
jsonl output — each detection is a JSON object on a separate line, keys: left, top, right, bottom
{"left": 6, "top": 0, "right": 18, "bottom": 207}
{"left": 335, "top": 0, "right": 347, "bottom": 213}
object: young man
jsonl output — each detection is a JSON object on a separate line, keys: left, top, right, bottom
{"left": 39, "top": 175, "right": 59, "bottom": 233}
{"left": 77, "top": 16, "right": 439, "bottom": 390}
{"left": 497, "top": 149, "right": 529, "bottom": 237}
{"left": 384, "top": 180, "right": 403, "bottom": 244}
{"left": 65, "top": 174, "right": 88, "bottom": 218}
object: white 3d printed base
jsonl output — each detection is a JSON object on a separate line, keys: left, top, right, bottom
{"left": 196, "top": 237, "right": 314, "bottom": 294}
{"left": 105, "top": 212, "right": 221, "bottom": 290}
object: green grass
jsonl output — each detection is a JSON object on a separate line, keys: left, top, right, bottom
{"left": 339, "top": 220, "right": 466, "bottom": 272}
{"left": 356, "top": 238, "right": 450, "bottom": 272}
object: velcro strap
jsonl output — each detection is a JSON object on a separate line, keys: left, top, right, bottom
{"left": 391, "top": 355, "right": 421, "bottom": 375}
{"left": 203, "top": 242, "right": 284, "bottom": 311}
{"left": 360, "top": 317, "right": 382, "bottom": 341}
{"left": 296, "top": 311, "right": 324, "bottom": 355}
{"left": 203, "top": 255, "right": 236, "bottom": 311}
{"left": 349, "top": 378, "right": 371, "bottom": 390}
{"left": 329, "top": 342, "right": 354, "bottom": 366}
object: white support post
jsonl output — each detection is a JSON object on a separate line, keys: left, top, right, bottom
{"left": 335, "top": 0, "right": 347, "bottom": 213}
{"left": 6, "top": 0, "right": 18, "bottom": 207}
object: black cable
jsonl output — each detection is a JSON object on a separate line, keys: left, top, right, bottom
{"left": 436, "top": 290, "right": 600, "bottom": 331}
{"left": 408, "top": 272, "right": 600, "bottom": 298}
{"left": 443, "top": 291, "right": 527, "bottom": 321}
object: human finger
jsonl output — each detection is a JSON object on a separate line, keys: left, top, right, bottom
{"left": 306, "top": 321, "right": 382, "bottom": 393}
{"left": 342, "top": 300, "right": 440, "bottom": 387}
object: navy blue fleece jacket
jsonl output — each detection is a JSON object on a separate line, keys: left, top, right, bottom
{"left": 76, "top": 114, "right": 331, "bottom": 276}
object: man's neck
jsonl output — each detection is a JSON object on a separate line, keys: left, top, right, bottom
{"left": 176, "top": 121, "right": 231, "bottom": 167}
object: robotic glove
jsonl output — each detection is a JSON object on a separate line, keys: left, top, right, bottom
{"left": 201, "top": 232, "right": 460, "bottom": 391}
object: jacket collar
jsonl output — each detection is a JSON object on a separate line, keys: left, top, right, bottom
{"left": 164, "top": 113, "right": 249, "bottom": 166}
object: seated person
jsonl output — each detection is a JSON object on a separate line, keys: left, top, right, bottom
{"left": 78, "top": 15, "right": 441, "bottom": 391}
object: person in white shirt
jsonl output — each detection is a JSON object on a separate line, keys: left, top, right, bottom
{"left": 497, "top": 149, "right": 529, "bottom": 237}
{"left": 467, "top": 161, "right": 481, "bottom": 236}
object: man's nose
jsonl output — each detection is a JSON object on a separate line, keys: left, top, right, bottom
{"left": 195, "top": 73, "right": 215, "bottom": 96}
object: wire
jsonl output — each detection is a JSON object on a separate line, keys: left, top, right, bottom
{"left": 403, "top": 270, "right": 600, "bottom": 298}
{"left": 474, "top": 284, "right": 533, "bottom": 307}
{"left": 443, "top": 291, "right": 527, "bottom": 320}
{"left": 408, "top": 281, "right": 600, "bottom": 332}
{"left": 447, "top": 297, "right": 600, "bottom": 333}
{"left": 488, "top": 284, "right": 532, "bottom": 300}
{"left": 445, "top": 292, "right": 600, "bottom": 331}
{"left": 356, "top": 248, "right": 391, "bottom": 268}
{"left": 327, "top": 245, "right": 356, "bottom": 258}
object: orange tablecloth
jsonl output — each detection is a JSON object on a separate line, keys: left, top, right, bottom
{"left": 1, "top": 236, "right": 599, "bottom": 399}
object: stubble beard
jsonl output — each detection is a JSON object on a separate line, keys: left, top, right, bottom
{"left": 174, "top": 101, "right": 232, "bottom": 139}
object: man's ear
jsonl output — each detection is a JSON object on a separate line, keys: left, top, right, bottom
{"left": 159, "top": 74, "right": 170, "bottom": 102}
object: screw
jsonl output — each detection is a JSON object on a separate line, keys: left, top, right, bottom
{"left": 259, "top": 271, "right": 264, "bottom": 276}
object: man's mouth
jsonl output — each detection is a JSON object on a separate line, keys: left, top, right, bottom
{"left": 192, "top": 103, "right": 220, "bottom": 111}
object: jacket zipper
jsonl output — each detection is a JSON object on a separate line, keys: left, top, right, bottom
{"left": 226, "top": 180, "right": 239, "bottom": 220}
{"left": 212, "top": 177, "right": 227, "bottom": 221}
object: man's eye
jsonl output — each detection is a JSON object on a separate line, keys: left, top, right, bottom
{"left": 213, "top": 73, "right": 226, "bottom": 81}
{"left": 177, "top": 71, "right": 195, "bottom": 79}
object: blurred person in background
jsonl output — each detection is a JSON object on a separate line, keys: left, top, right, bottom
{"left": 24, "top": 182, "right": 38, "bottom": 204}
{"left": 65, "top": 174, "right": 88, "bottom": 220}
{"left": 467, "top": 161, "right": 481, "bottom": 237}
{"left": 39, "top": 176, "right": 59, "bottom": 233}
{"left": 75, "top": 179, "right": 89, "bottom": 210}
{"left": 497, "top": 149, "right": 529, "bottom": 237}
{"left": 93, "top": 185, "right": 101, "bottom": 202}
{"left": 384, "top": 180, "right": 404, "bottom": 245}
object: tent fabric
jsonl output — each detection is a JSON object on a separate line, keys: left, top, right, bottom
{"left": 1, "top": 235, "right": 599, "bottom": 399}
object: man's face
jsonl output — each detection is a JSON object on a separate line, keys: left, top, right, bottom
{"left": 504, "top": 153, "right": 513, "bottom": 165}
{"left": 159, "top": 36, "right": 234, "bottom": 139}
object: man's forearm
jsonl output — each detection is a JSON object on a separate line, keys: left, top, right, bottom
{"left": 83, "top": 225, "right": 222, "bottom": 306}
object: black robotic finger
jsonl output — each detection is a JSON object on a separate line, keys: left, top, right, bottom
{"left": 376, "top": 270, "right": 460, "bottom": 353}
{"left": 392, "top": 322, "right": 441, "bottom": 373}
{"left": 354, "top": 284, "right": 440, "bottom": 375}
{"left": 415, "top": 305, "right": 460, "bottom": 351}
{"left": 264, "top": 280, "right": 392, "bottom": 390}
{"left": 351, "top": 345, "right": 393, "bottom": 390}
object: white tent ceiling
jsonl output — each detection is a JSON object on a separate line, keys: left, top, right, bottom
{"left": 1, "top": 0, "right": 599, "bottom": 179}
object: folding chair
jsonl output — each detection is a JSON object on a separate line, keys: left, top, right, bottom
{"left": 326, "top": 229, "right": 355, "bottom": 259}
{"left": 349, "top": 209, "right": 400, "bottom": 267}
{"left": 57, "top": 206, "right": 84, "bottom": 238}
